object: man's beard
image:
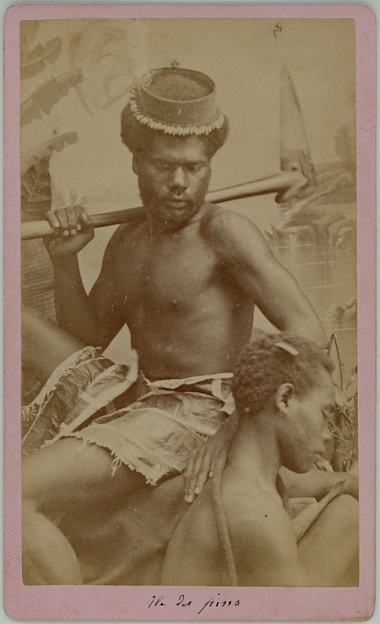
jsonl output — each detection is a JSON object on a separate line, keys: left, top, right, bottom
{"left": 138, "top": 184, "right": 207, "bottom": 225}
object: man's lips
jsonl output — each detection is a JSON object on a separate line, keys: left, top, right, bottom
{"left": 313, "top": 451, "right": 326, "bottom": 463}
{"left": 164, "top": 199, "right": 189, "bottom": 208}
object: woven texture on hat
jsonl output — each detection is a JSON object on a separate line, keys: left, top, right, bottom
{"left": 147, "top": 73, "right": 209, "bottom": 100}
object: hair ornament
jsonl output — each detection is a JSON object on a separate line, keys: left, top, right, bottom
{"left": 274, "top": 341, "right": 299, "bottom": 356}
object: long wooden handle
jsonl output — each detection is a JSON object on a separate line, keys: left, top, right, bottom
{"left": 21, "top": 170, "right": 305, "bottom": 240}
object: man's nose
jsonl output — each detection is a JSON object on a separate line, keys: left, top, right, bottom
{"left": 322, "top": 422, "right": 333, "bottom": 447}
{"left": 168, "top": 166, "right": 189, "bottom": 192}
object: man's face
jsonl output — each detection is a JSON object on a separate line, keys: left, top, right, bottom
{"left": 279, "top": 370, "right": 335, "bottom": 473}
{"left": 133, "top": 134, "right": 211, "bottom": 226}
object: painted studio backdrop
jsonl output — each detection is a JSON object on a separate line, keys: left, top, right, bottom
{"left": 21, "top": 18, "right": 357, "bottom": 471}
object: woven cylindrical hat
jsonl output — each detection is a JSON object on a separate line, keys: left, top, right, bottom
{"left": 127, "top": 67, "right": 225, "bottom": 136}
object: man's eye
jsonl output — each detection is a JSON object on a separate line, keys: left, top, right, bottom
{"left": 323, "top": 408, "right": 335, "bottom": 426}
{"left": 154, "top": 163, "right": 172, "bottom": 173}
{"left": 186, "top": 164, "right": 202, "bottom": 174}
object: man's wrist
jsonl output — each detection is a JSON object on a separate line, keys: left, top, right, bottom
{"left": 52, "top": 254, "right": 80, "bottom": 272}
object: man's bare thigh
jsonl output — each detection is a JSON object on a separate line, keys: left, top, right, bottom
{"left": 22, "top": 438, "right": 151, "bottom": 513}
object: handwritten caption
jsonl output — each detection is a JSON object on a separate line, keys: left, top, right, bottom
{"left": 148, "top": 593, "right": 240, "bottom": 615}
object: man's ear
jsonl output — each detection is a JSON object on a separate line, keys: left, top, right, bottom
{"left": 132, "top": 153, "right": 139, "bottom": 175}
{"left": 275, "top": 383, "right": 295, "bottom": 416}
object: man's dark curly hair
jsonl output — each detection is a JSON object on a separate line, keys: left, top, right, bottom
{"left": 232, "top": 330, "right": 333, "bottom": 419}
{"left": 120, "top": 104, "right": 229, "bottom": 159}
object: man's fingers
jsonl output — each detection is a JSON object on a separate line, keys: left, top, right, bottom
{"left": 184, "top": 446, "right": 206, "bottom": 503}
{"left": 49, "top": 206, "right": 93, "bottom": 239}
{"left": 209, "top": 446, "right": 228, "bottom": 477}
{"left": 54, "top": 208, "right": 70, "bottom": 236}
{"left": 73, "top": 205, "right": 85, "bottom": 232}
{"left": 186, "top": 448, "right": 209, "bottom": 503}
{"left": 66, "top": 208, "right": 79, "bottom": 235}
{"left": 45, "top": 209, "right": 68, "bottom": 237}
{"left": 193, "top": 455, "right": 212, "bottom": 497}
{"left": 193, "top": 444, "right": 225, "bottom": 496}
{"left": 78, "top": 208, "right": 94, "bottom": 229}
{"left": 45, "top": 210, "right": 60, "bottom": 230}
{"left": 185, "top": 458, "right": 201, "bottom": 501}
{"left": 183, "top": 451, "right": 196, "bottom": 497}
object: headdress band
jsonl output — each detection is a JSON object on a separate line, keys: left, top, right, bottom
{"left": 126, "top": 67, "right": 226, "bottom": 136}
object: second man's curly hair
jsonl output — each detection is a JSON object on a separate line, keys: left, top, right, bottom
{"left": 232, "top": 330, "right": 333, "bottom": 419}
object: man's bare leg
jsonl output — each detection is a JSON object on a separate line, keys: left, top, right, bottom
{"left": 22, "top": 307, "right": 84, "bottom": 383}
{"left": 297, "top": 494, "right": 359, "bottom": 586}
{"left": 23, "top": 438, "right": 151, "bottom": 584}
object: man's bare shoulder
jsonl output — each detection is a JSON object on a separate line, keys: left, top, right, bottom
{"left": 200, "top": 204, "right": 271, "bottom": 261}
{"left": 223, "top": 486, "right": 295, "bottom": 557}
{"left": 223, "top": 488, "right": 306, "bottom": 585}
{"left": 103, "top": 216, "right": 148, "bottom": 259}
{"left": 224, "top": 486, "right": 289, "bottom": 535}
{"left": 201, "top": 204, "right": 262, "bottom": 236}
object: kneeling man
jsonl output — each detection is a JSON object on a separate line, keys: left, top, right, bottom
{"left": 162, "top": 331, "right": 359, "bottom": 586}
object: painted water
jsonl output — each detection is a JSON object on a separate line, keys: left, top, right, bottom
{"left": 270, "top": 241, "right": 357, "bottom": 390}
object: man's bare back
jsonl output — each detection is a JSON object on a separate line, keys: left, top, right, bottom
{"left": 161, "top": 471, "right": 294, "bottom": 586}
{"left": 162, "top": 339, "right": 359, "bottom": 587}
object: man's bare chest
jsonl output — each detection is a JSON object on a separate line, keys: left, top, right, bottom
{"left": 113, "top": 232, "right": 219, "bottom": 313}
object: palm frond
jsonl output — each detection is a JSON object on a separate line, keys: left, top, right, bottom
{"left": 21, "top": 37, "right": 62, "bottom": 80}
{"left": 21, "top": 70, "right": 83, "bottom": 126}
{"left": 21, "top": 132, "right": 78, "bottom": 176}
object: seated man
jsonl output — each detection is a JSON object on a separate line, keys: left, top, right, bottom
{"left": 161, "top": 331, "right": 358, "bottom": 587}
{"left": 22, "top": 67, "right": 328, "bottom": 585}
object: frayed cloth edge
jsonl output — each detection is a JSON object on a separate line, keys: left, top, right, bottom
{"left": 22, "top": 346, "right": 101, "bottom": 422}
{"left": 48, "top": 352, "right": 139, "bottom": 443}
{"left": 67, "top": 432, "right": 171, "bottom": 487}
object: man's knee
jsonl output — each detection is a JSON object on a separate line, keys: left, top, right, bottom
{"left": 327, "top": 493, "right": 359, "bottom": 539}
{"left": 333, "top": 493, "right": 358, "bottom": 521}
{"left": 22, "top": 456, "right": 42, "bottom": 510}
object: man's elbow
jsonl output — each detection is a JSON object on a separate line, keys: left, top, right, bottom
{"left": 56, "top": 319, "right": 109, "bottom": 352}
{"left": 289, "top": 314, "right": 327, "bottom": 348}
{"left": 307, "top": 318, "right": 327, "bottom": 348}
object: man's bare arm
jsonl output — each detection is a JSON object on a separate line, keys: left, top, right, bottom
{"left": 207, "top": 209, "right": 326, "bottom": 346}
{"left": 86, "top": 227, "right": 129, "bottom": 347}
{"left": 45, "top": 207, "right": 125, "bottom": 348}
{"left": 280, "top": 466, "right": 359, "bottom": 500}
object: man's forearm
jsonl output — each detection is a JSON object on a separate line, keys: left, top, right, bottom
{"left": 280, "top": 467, "right": 358, "bottom": 500}
{"left": 53, "top": 256, "right": 103, "bottom": 346}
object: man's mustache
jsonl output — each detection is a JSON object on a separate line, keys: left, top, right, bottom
{"left": 140, "top": 190, "right": 194, "bottom": 205}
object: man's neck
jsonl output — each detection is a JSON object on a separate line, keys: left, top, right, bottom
{"left": 225, "top": 413, "right": 281, "bottom": 491}
{"left": 143, "top": 202, "right": 207, "bottom": 236}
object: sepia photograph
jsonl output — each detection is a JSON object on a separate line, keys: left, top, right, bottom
{"left": 4, "top": 4, "right": 376, "bottom": 621}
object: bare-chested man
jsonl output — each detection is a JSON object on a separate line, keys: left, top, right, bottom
{"left": 22, "top": 68, "right": 327, "bottom": 585}
{"left": 161, "top": 332, "right": 358, "bottom": 587}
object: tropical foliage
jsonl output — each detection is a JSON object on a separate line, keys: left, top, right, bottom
{"left": 21, "top": 20, "right": 134, "bottom": 318}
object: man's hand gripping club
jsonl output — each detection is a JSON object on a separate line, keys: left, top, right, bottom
{"left": 44, "top": 206, "right": 94, "bottom": 258}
